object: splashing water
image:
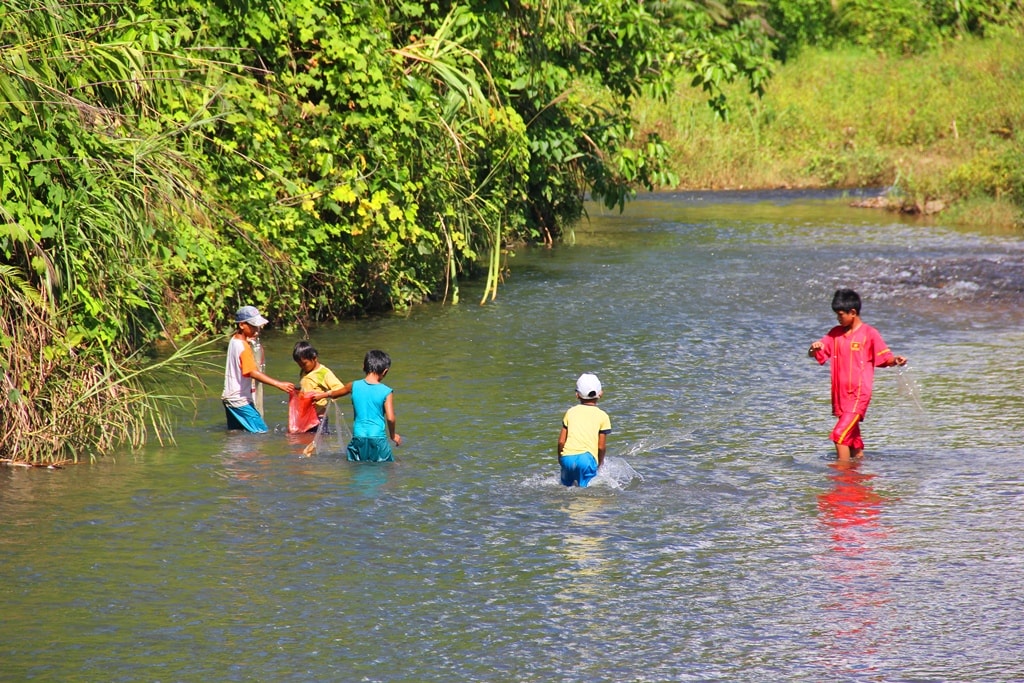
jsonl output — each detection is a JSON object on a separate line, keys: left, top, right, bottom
{"left": 520, "top": 455, "right": 643, "bottom": 489}
{"left": 618, "top": 429, "right": 695, "bottom": 458}
{"left": 593, "top": 456, "right": 643, "bottom": 489}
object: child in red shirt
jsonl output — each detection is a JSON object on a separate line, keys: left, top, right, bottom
{"left": 809, "top": 289, "right": 906, "bottom": 461}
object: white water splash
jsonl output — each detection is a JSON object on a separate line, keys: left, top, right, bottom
{"left": 520, "top": 455, "right": 642, "bottom": 489}
{"left": 618, "top": 428, "right": 695, "bottom": 458}
{"left": 592, "top": 456, "right": 643, "bottom": 489}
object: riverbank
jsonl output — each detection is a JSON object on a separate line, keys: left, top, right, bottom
{"left": 637, "top": 29, "right": 1024, "bottom": 228}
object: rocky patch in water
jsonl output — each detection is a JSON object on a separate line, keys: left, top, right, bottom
{"left": 871, "top": 254, "right": 1024, "bottom": 302}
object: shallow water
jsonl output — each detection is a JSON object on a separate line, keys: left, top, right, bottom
{"left": 4, "top": 191, "right": 1024, "bottom": 682}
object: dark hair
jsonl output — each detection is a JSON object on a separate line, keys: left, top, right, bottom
{"left": 293, "top": 340, "right": 318, "bottom": 363}
{"left": 831, "top": 288, "right": 861, "bottom": 314}
{"left": 363, "top": 349, "right": 391, "bottom": 375}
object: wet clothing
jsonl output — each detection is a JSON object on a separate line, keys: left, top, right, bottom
{"left": 559, "top": 403, "right": 611, "bottom": 487}
{"left": 559, "top": 453, "right": 599, "bottom": 487}
{"left": 347, "top": 379, "right": 394, "bottom": 462}
{"left": 346, "top": 436, "right": 394, "bottom": 463}
{"left": 831, "top": 412, "right": 864, "bottom": 450}
{"left": 224, "top": 402, "right": 268, "bottom": 433}
{"left": 222, "top": 334, "right": 267, "bottom": 432}
{"left": 813, "top": 323, "right": 895, "bottom": 419}
{"left": 814, "top": 322, "right": 894, "bottom": 448}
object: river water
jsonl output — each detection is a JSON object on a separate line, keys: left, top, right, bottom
{"left": 3, "top": 191, "right": 1024, "bottom": 682}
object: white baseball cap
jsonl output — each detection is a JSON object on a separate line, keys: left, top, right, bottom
{"left": 575, "top": 373, "right": 602, "bottom": 400}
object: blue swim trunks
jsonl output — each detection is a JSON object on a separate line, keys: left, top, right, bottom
{"left": 347, "top": 436, "right": 394, "bottom": 462}
{"left": 559, "top": 452, "right": 598, "bottom": 487}
{"left": 224, "top": 402, "right": 268, "bottom": 433}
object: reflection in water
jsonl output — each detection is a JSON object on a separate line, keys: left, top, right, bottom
{"left": 9, "top": 195, "right": 1024, "bottom": 680}
{"left": 815, "top": 462, "right": 895, "bottom": 678}
{"left": 348, "top": 461, "right": 392, "bottom": 498}
{"left": 557, "top": 495, "right": 612, "bottom": 586}
{"left": 214, "top": 434, "right": 275, "bottom": 482}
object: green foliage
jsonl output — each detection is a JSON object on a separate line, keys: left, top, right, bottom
{"left": 948, "top": 145, "right": 1024, "bottom": 204}
{"left": 1, "top": 0, "right": 775, "bottom": 460}
{"left": 925, "top": 0, "right": 1024, "bottom": 37}
{"left": 0, "top": 0, "right": 231, "bottom": 461}
{"left": 763, "top": 0, "right": 837, "bottom": 60}
{"left": 637, "top": 30, "right": 1024, "bottom": 224}
{"left": 758, "top": 0, "right": 1024, "bottom": 59}
{"left": 836, "top": 0, "right": 936, "bottom": 54}
{"left": 806, "top": 147, "right": 895, "bottom": 187}
{"left": 387, "top": 0, "right": 773, "bottom": 233}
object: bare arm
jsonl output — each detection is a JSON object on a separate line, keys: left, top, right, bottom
{"left": 248, "top": 369, "right": 294, "bottom": 393}
{"left": 557, "top": 426, "right": 567, "bottom": 459}
{"left": 310, "top": 381, "right": 352, "bottom": 401}
{"left": 596, "top": 432, "right": 607, "bottom": 468}
{"left": 384, "top": 392, "right": 401, "bottom": 446}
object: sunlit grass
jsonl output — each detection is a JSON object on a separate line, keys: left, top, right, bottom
{"left": 638, "top": 29, "right": 1024, "bottom": 226}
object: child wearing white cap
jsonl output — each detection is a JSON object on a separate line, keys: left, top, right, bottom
{"left": 557, "top": 373, "right": 611, "bottom": 487}
{"left": 221, "top": 305, "right": 295, "bottom": 432}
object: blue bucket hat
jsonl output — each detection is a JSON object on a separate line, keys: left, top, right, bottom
{"left": 234, "top": 305, "right": 269, "bottom": 327}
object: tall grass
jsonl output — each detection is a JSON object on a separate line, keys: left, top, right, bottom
{"left": 0, "top": 1, "right": 227, "bottom": 463}
{"left": 637, "top": 28, "right": 1024, "bottom": 224}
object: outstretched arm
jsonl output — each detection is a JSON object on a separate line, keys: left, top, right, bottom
{"left": 310, "top": 381, "right": 352, "bottom": 401}
{"left": 248, "top": 369, "right": 295, "bottom": 393}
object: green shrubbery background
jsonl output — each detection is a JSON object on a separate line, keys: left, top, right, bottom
{"left": 0, "top": 0, "right": 769, "bottom": 461}
{"left": 2, "top": 0, "right": 1022, "bottom": 461}
{"left": 642, "top": 1, "right": 1024, "bottom": 226}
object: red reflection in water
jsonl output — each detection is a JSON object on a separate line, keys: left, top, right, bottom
{"left": 819, "top": 462, "right": 887, "bottom": 544}
{"left": 815, "top": 461, "right": 895, "bottom": 675}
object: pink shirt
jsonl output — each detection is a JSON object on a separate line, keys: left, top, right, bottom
{"left": 814, "top": 322, "right": 894, "bottom": 417}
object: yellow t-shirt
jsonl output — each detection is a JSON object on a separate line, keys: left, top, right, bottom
{"left": 299, "top": 364, "right": 344, "bottom": 411}
{"left": 561, "top": 404, "right": 611, "bottom": 457}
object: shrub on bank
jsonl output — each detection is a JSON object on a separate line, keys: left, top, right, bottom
{"left": 638, "top": 30, "right": 1024, "bottom": 226}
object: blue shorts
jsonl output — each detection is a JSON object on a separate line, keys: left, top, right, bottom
{"left": 225, "top": 402, "right": 268, "bottom": 433}
{"left": 559, "top": 452, "right": 598, "bottom": 487}
{"left": 347, "top": 436, "right": 394, "bottom": 462}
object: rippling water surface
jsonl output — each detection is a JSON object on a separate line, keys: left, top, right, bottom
{"left": 4, "top": 191, "right": 1024, "bottom": 682}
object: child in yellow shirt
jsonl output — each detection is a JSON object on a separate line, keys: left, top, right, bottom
{"left": 293, "top": 341, "right": 345, "bottom": 432}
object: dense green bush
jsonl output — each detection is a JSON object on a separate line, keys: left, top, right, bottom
{"left": 759, "top": 0, "right": 1024, "bottom": 59}
{"left": 0, "top": 0, "right": 774, "bottom": 461}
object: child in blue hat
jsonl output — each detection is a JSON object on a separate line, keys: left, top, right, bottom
{"left": 221, "top": 305, "right": 295, "bottom": 432}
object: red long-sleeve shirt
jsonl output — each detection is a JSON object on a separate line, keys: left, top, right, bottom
{"left": 814, "top": 323, "right": 895, "bottom": 418}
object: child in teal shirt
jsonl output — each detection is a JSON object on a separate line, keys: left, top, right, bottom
{"left": 310, "top": 349, "right": 401, "bottom": 462}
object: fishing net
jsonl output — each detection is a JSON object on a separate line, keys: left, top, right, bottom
{"left": 896, "top": 365, "right": 926, "bottom": 414}
{"left": 251, "top": 338, "right": 265, "bottom": 417}
{"left": 312, "top": 401, "right": 351, "bottom": 456}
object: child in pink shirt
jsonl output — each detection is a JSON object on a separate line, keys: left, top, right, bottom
{"left": 809, "top": 289, "right": 906, "bottom": 461}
